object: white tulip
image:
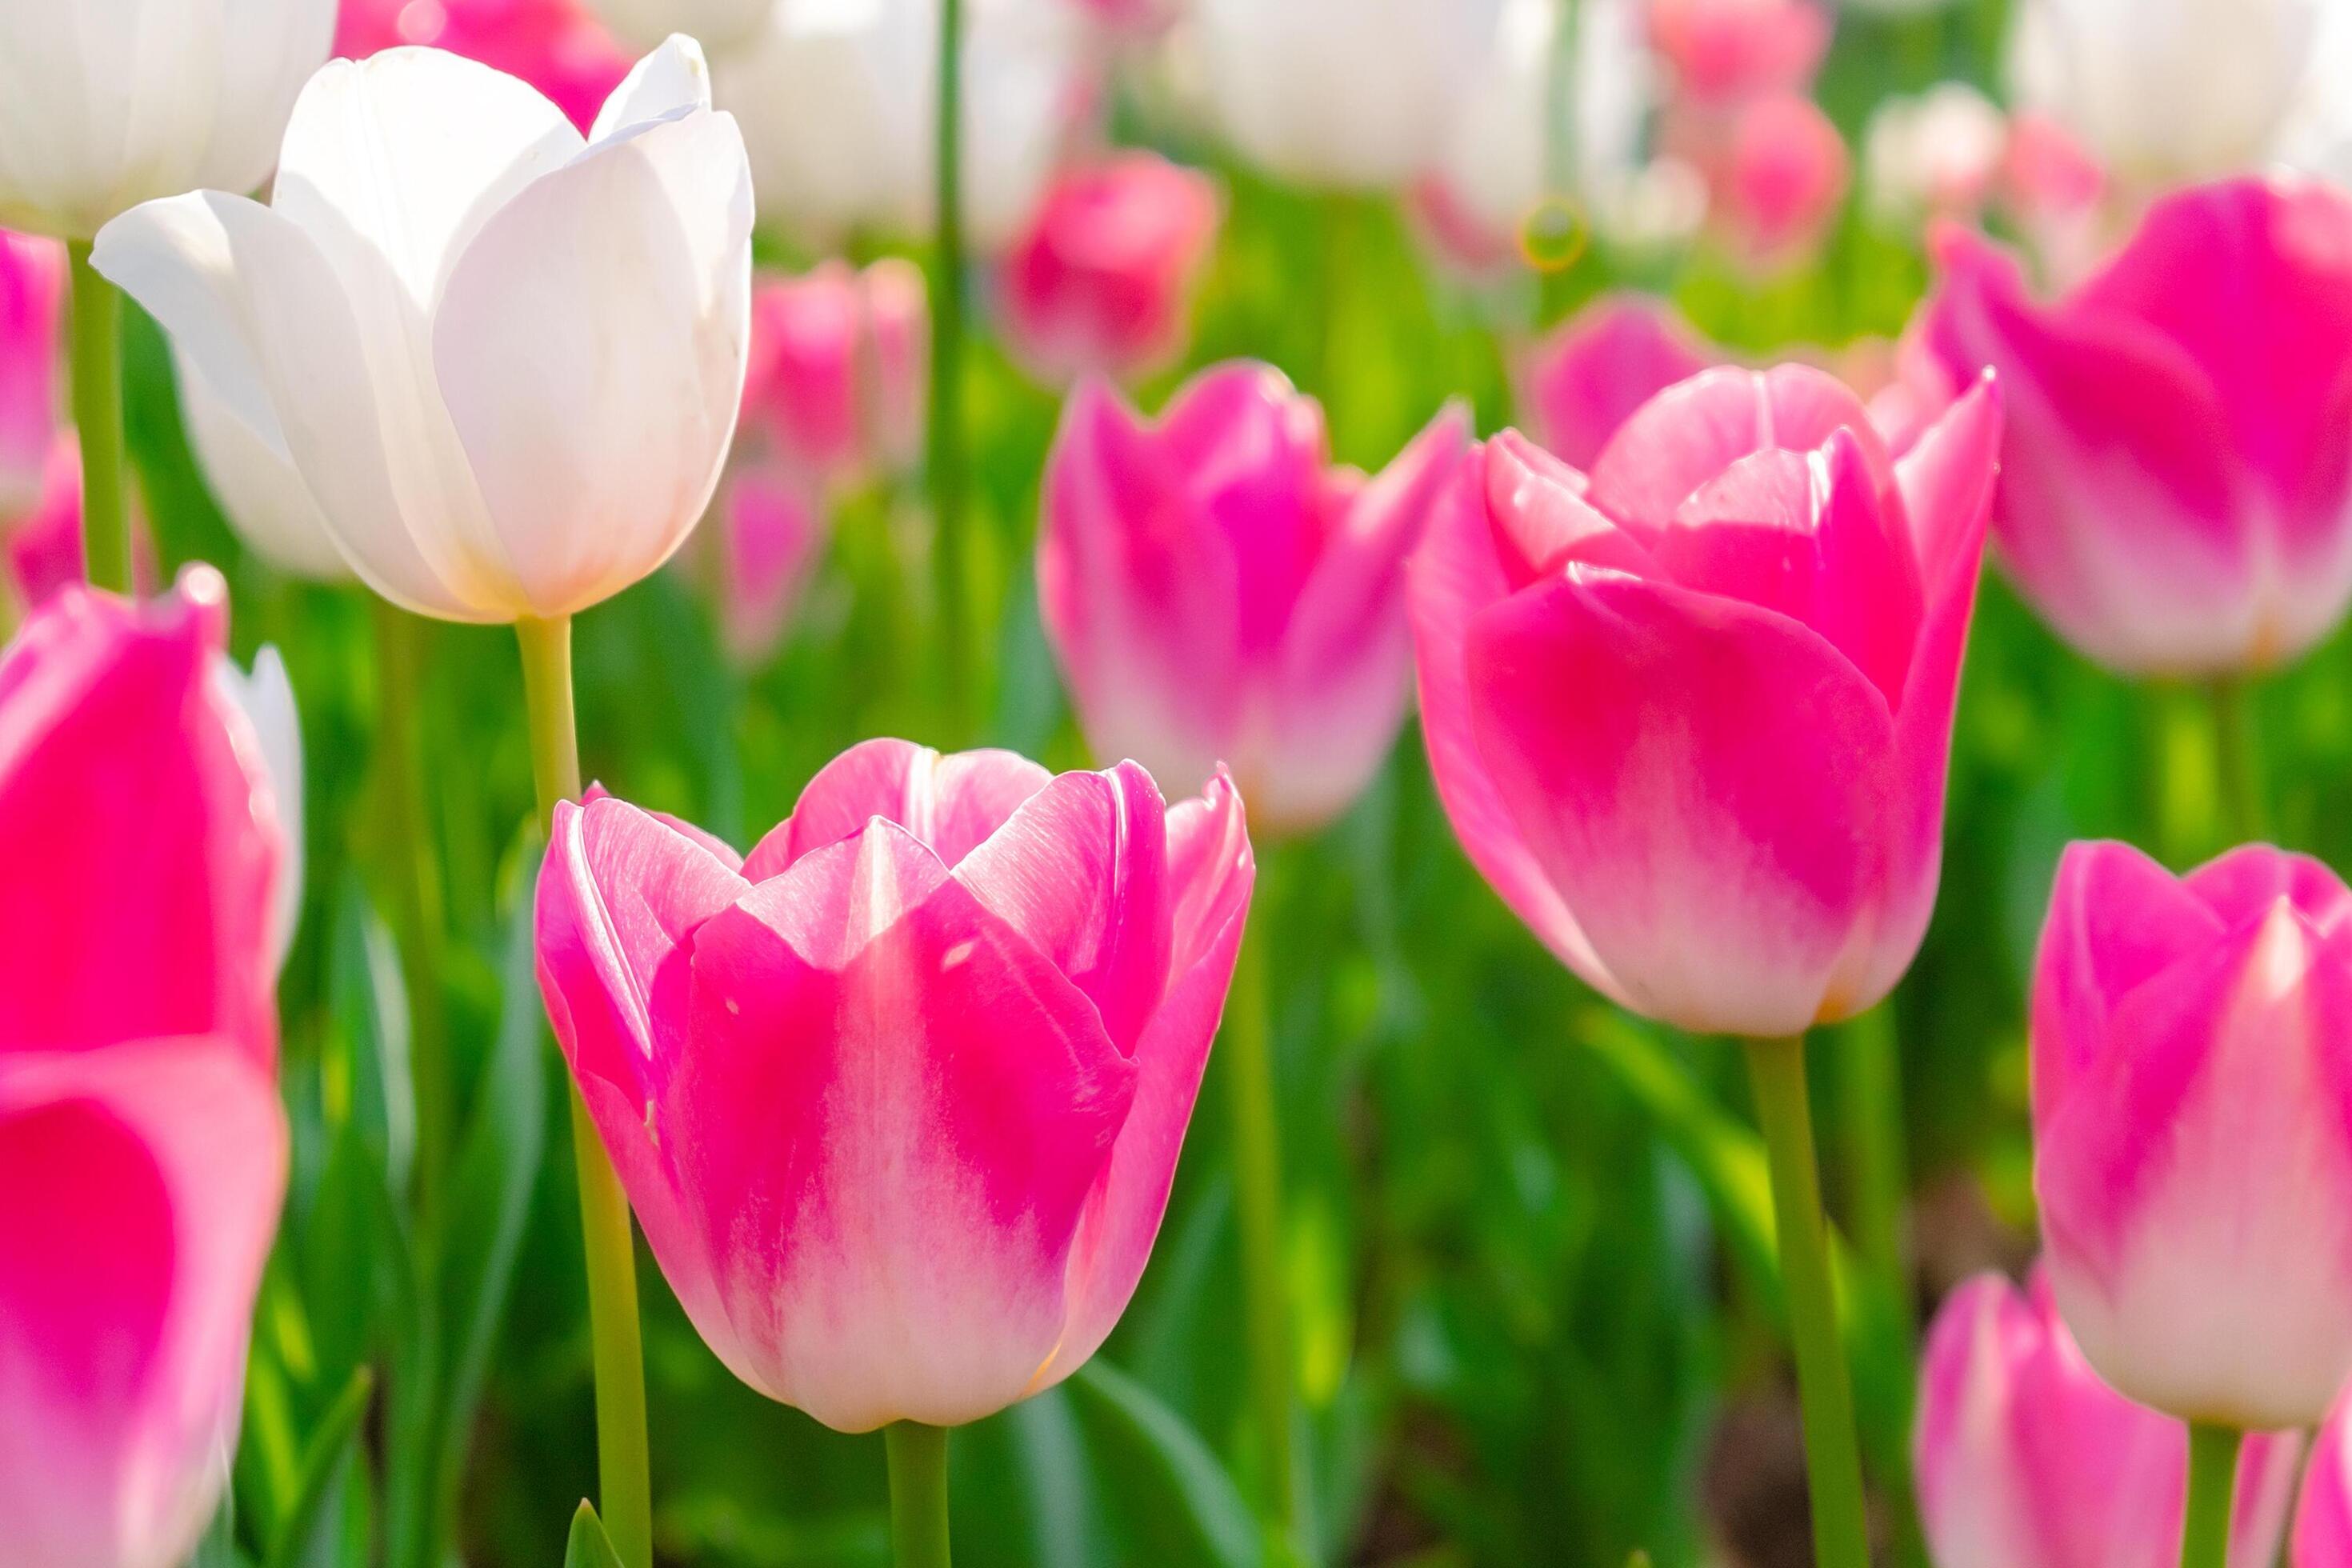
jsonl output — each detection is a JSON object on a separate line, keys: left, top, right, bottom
{"left": 717, "top": 0, "right": 1084, "bottom": 250}
{"left": 91, "top": 39, "right": 754, "bottom": 625}
{"left": 212, "top": 646, "right": 303, "bottom": 974}
{"left": 177, "top": 352, "right": 350, "bottom": 582}
{"left": 1186, "top": 0, "right": 1502, "bottom": 190}
{"left": 0, "top": 0, "right": 338, "bottom": 240}
{"left": 585, "top": 0, "right": 775, "bottom": 56}
{"left": 1862, "top": 83, "right": 2007, "bottom": 223}
{"left": 2007, "top": 0, "right": 2322, "bottom": 187}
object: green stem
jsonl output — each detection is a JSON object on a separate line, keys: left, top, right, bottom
{"left": 370, "top": 599, "right": 451, "bottom": 1221}
{"left": 514, "top": 615, "right": 651, "bottom": 1568}
{"left": 1224, "top": 918, "right": 1297, "bottom": 1547}
{"left": 66, "top": 242, "right": 130, "bottom": 596}
{"left": 1744, "top": 1034, "right": 1871, "bottom": 1568}
{"left": 2208, "top": 677, "right": 2269, "bottom": 843}
{"left": 927, "top": 0, "right": 972, "bottom": 743}
{"left": 2179, "top": 1422, "right": 2243, "bottom": 1568}
{"left": 885, "top": 1422, "right": 953, "bottom": 1568}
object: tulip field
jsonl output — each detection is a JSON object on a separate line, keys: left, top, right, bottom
{"left": 16, "top": 0, "right": 2352, "bottom": 1565}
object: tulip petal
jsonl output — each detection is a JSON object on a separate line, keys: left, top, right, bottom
{"left": 1520, "top": 295, "right": 1717, "bottom": 470}
{"left": 434, "top": 103, "right": 752, "bottom": 618}
{"left": 590, "top": 35, "right": 714, "bottom": 142}
{"left": 745, "top": 739, "right": 1052, "bottom": 878}
{"left": 1482, "top": 431, "right": 1658, "bottom": 584}
{"left": 2186, "top": 842, "right": 2352, "bottom": 934}
{"left": 1462, "top": 565, "right": 1898, "bottom": 1034}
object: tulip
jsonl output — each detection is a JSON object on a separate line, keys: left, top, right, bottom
{"left": 1413, "top": 364, "right": 2000, "bottom": 1036}
{"left": 742, "top": 259, "right": 928, "bottom": 494}
{"left": 2294, "top": 1398, "right": 2352, "bottom": 1566}
{"left": 335, "top": 0, "right": 634, "bottom": 134}
{"left": 1188, "top": 0, "right": 1503, "bottom": 190}
{"left": 1863, "top": 83, "right": 2008, "bottom": 226}
{"left": 702, "top": 457, "right": 824, "bottom": 664}
{"left": 174, "top": 353, "right": 350, "bottom": 582}
{"left": 717, "top": 0, "right": 1088, "bottom": 250}
{"left": 1648, "top": 0, "right": 1832, "bottom": 109}
{"left": 1917, "top": 1269, "right": 2301, "bottom": 1568}
{"left": 536, "top": 738, "right": 1254, "bottom": 1431}
{"left": 1714, "top": 92, "right": 1850, "bottom": 270}
{"left": 1518, "top": 295, "right": 1719, "bottom": 471}
{"left": 0, "top": 229, "right": 62, "bottom": 520}
{"left": 1916, "top": 177, "right": 2352, "bottom": 676}
{"left": 4, "top": 434, "right": 158, "bottom": 614}
{"left": 212, "top": 647, "right": 305, "bottom": 972}
{"left": 91, "top": 37, "right": 754, "bottom": 626}
{"left": 996, "top": 152, "right": 1221, "bottom": 386}
{"left": 580, "top": 0, "right": 772, "bottom": 56}
{"left": 1039, "top": 363, "right": 1470, "bottom": 836}
{"left": 0, "top": 1040, "right": 289, "bottom": 1568}
{"left": 0, "top": 0, "right": 337, "bottom": 240}
{"left": 2032, "top": 839, "right": 2352, "bottom": 1430}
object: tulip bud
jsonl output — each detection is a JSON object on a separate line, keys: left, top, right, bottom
{"left": 1518, "top": 295, "right": 1719, "bottom": 470}
{"left": 1411, "top": 365, "right": 2001, "bottom": 1035}
{"left": 1917, "top": 1269, "right": 2299, "bottom": 1568}
{"left": 0, "top": 229, "right": 63, "bottom": 520}
{"left": 536, "top": 739, "right": 1254, "bottom": 1431}
{"left": 0, "top": 0, "right": 338, "bottom": 240}
{"left": 1715, "top": 92, "right": 1851, "bottom": 270}
{"left": 335, "top": 0, "right": 634, "bottom": 134}
{"left": 2032, "top": 841, "right": 2352, "bottom": 1430}
{"left": 1918, "top": 178, "right": 2352, "bottom": 675}
{"left": 1039, "top": 363, "right": 1470, "bottom": 836}
{"left": 92, "top": 38, "right": 754, "bottom": 625}
{"left": 742, "top": 260, "right": 929, "bottom": 494}
{"left": 1648, "top": 0, "right": 1832, "bottom": 109}
{"left": 701, "top": 458, "right": 825, "bottom": 666}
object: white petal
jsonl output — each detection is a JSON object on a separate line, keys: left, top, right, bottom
{"left": 174, "top": 351, "right": 351, "bottom": 582}
{"left": 591, "top": 35, "right": 714, "bottom": 144}
{"left": 213, "top": 646, "right": 305, "bottom": 974}
{"left": 433, "top": 109, "right": 754, "bottom": 618}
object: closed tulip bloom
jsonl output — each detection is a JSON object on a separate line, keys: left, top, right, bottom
{"left": 1917, "top": 1269, "right": 2299, "bottom": 1568}
{"left": 2032, "top": 841, "right": 2352, "bottom": 1430}
{"left": 1039, "top": 364, "right": 1470, "bottom": 835}
{"left": 90, "top": 38, "right": 754, "bottom": 625}
{"left": 1188, "top": 0, "right": 1502, "bottom": 190}
{"left": 742, "top": 259, "right": 927, "bottom": 493}
{"left": 703, "top": 458, "right": 824, "bottom": 663}
{"left": 174, "top": 353, "right": 349, "bottom": 582}
{"left": 581, "top": 0, "right": 772, "bottom": 56}
{"left": 1519, "top": 295, "right": 1719, "bottom": 471}
{"left": 1412, "top": 366, "right": 2001, "bottom": 1036}
{"left": 0, "top": 0, "right": 338, "bottom": 239}
{"left": 1648, "top": 0, "right": 1832, "bottom": 109}
{"left": 998, "top": 152, "right": 1221, "bottom": 386}
{"left": 0, "top": 229, "right": 62, "bottom": 520}
{"left": 536, "top": 739, "right": 1254, "bottom": 1432}
{"left": 335, "top": 0, "right": 634, "bottom": 134}
{"left": 1715, "top": 92, "right": 1851, "bottom": 269}
{"left": 1918, "top": 178, "right": 2352, "bottom": 675}
{"left": 0, "top": 1042, "right": 289, "bottom": 1568}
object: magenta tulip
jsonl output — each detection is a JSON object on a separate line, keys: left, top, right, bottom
{"left": 0, "top": 227, "right": 63, "bottom": 522}
{"left": 1918, "top": 176, "right": 2352, "bottom": 674}
{"left": 1411, "top": 363, "right": 2001, "bottom": 1035}
{"left": 2294, "top": 1398, "right": 2352, "bottom": 1565}
{"left": 1040, "top": 362, "right": 1470, "bottom": 835}
{"left": 1649, "top": 0, "right": 1830, "bottom": 109}
{"left": 742, "top": 259, "right": 928, "bottom": 495}
{"left": 997, "top": 151, "right": 1221, "bottom": 386}
{"left": 536, "top": 739, "right": 1254, "bottom": 1432}
{"left": 1717, "top": 92, "right": 1850, "bottom": 270}
{"left": 2033, "top": 840, "right": 2352, "bottom": 1429}
{"left": 1917, "top": 1268, "right": 2300, "bottom": 1568}
{"left": 334, "top": 0, "right": 633, "bottom": 134}
{"left": 1518, "top": 295, "right": 1719, "bottom": 471}
{"left": 704, "top": 457, "right": 824, "bottom": 665}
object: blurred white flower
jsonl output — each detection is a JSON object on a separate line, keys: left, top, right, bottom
{"left": 176, "top": 351, "right": 350, "bottom": 582}
{"left": 94, "top": 40, "right": 754, "bottom": 625}
{"left": 1863, "top": 82, "right": 2006, "bottom": 223}
{"left": 213, "top": 646, "right": 303, "bottom": 973}
{"left": 718, "top": 0, "right": 1088, "bottom": 250}
{"left": 582, "top": 0, "right": 774, "bottom": 54}
{"left": 2275, "top": 2, "right": 2352, "bottom": 185}
{"left": 0, "top": 0, "right": 338, "bottom": 239}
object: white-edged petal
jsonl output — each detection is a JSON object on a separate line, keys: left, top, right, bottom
{"left": 591, "top": 35, "right": 716, "bottom": 143}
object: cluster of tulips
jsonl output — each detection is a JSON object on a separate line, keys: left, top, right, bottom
{"left": 15, "top": 0, "right": 2352, "bottom": 1566}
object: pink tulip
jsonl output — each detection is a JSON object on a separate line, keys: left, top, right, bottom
{"left": 5, "top": 434, "right": 158, "bottom": 613}
{"left": 2294, "top": 1398, "right": 2352, "bottom": 1565}
{"left": 742, "top": 259, "right": 930, "bottom": 494}
{"left": 2033, "top": 840, "right": 2352, "bottom": 1429}
{"left": 706, "top": 457, "right": 825, "bottom": 665}
{"left": 1038, "top": 363, "right": 1470, "bottom": 835}
{"left": 1410, "top": 364, "right": 2001, "bottom": 1036}
{"left": 335, "top": 0, "right": 633, "bottom": 133}
{"left": 0, "top": 229, "right": 63, "bottom": 522}
{"left": 535, "top": 739, "right": 1254, "bottom": 1432}
{"left": 1649, "top": 0, "right": 1831, "bottom": 108}
{"left": 996, "top": 151, "right": 1221, "bottom": 386}
{"left": 1917, "top": 1268, "right": 2300, "bottom": 1568}
{"left": 1917, "top": 176, "right": 2352, "bottom": 674}
{"left": 1518, "top": 295, "right": 1720, "bottom": 471}
{"left": 1717, "top": 92, "right": 1851, "bottom": 270}
{"left": 0, "top": 569, "right": 282, "bottom": 1068}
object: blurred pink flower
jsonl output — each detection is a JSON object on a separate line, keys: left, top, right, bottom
{"left": 1410, "top": 365, "right": 2000, "bottom": 1035}
{"left": 1518, "top": 294, "right": 1720, "bottom": 470}
{"left": 2294, "top": 1396, "right": 2352, "bottom": 1565}
{"left": 1717, "top": 92, "right": 1851, "bottom": 269}
{"left": 996, "top": 151, "right": 1220, "bottom": 386}
{"left": 335, "top": 0, "right": 633, "bottom": 132}
{"left": 0, "top": 230, "right": 64, "bottom": 522}
{"left": 742, "top": 259, "right": 929, "bottom": 494}
{"left": 706, "top": 458, "right": 825, "bottom": 666}
{"left": 536, "top": 740, "right": 1253, "bottom": 1431}
{"left": 1917, "top": 1267, "right": 2299, "bottom": 1568}
{"left": 1039, "top": 363, "right": 1470, "bottom": 834}
{"left": 6, "top": 434, "right": 157, "bottom": 615}
{"left": 1649, "top": 0, "right": 1830, "bottom": 108}
{"left": 1918, "top": 177, "right": 2352, "bottom": 674}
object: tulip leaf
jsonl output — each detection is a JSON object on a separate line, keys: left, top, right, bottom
{"left": 264, "top": 1366, "right": 376, "bottom": 1568}
{"left": 1066, "top": 1360, "right": 1266, "bottom": 1568}
{"left": 327, "top": 880, "right": 417, "bottom": 1195}
{"left": 563, "top": 1502, "right": 626, "bottom": 1568}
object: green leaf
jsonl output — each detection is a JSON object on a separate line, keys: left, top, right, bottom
{"left": 326, "top": 880, "right": 415, "bottom": 1194}
{"left": 564, "top": 1502, "right": 626, "bottom": 1568}
{"left": 1065, "top": 1362, "right": 1265, "bottom": 1568}
{"left": 264, "top": 1366, "right": 376, "bottom": 1568}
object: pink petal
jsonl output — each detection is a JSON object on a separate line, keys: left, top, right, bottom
{"left": 744, "top": 738, "right": 1052, "bottom": 880}
{"left": 1519, "top": 295, "right": 1719, "bottom": 471}
{"left": 2185, "top": 843, "right": 2352, "bottom": 934}
{"left": 1482, "top": 431, "right": 1659, "bottom": 583}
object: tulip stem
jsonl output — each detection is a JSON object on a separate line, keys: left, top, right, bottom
{"left": 370, "top": 598, "right": 451, "bottom": 1221}
{"left": 66, "top": 242, "right": 130, "bottom": 596}
{"left": 514, "top": 614, "right": 653, "bottom": 1568}
{"left": 1224, "top": 918, "right": 1298, "bottom": 1549}
{"left": 1743, "top": 1033, "right": 1870, "bottom": 1568}
{"left": 2208, "top": 678, "right": 2269, "bottom": 843}
{"left": 927, "top": 0, "right": 973, "bottom": 742}
{"left": 2179, "top": 1422, "right": 2242, "bottom": 1568}
{"left": 885, "top": 1422, "right": 953, "bottom": 1568}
